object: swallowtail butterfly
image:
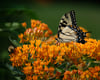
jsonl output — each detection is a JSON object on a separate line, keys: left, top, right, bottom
{"left": 56, "top": 10, "right": 88, "bottom": 44}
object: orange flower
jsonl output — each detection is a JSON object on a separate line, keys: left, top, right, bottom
{"left": 72, "top": 70, "right": 77, "bottom": 74}
{"left": 44, "top": 66, "right": 48, "bottom": 72}
{"left": 93, "top": 72, "right": 98, "bottom": 78}
{"left": 36, "top": 29, "right": 43, "bottom": 37}
{"left": 36, "top": 40, "right": 41, "bottom": 47}
{"left": 22, "top": 22, "right": 27, "bottom": 28}
{"left": 33, "top": 75, "right": 38, "bottom": 80}
{"left": 44, "top": 31, "right": 49, "bottom": 37}
{"left": 31, "top": 19, "right": 37, "bottom": 28}
{"left": 22, "top": 45, "right": 29, "bottom": 53}
{"left": 18, "top": 33, "right": 23, "bottom": 39}
{"left": 78, "top": 70, "right": 83, "bottom": 75}
{"left": 56, "top": 55, "right": 64, "bottom": 64}
{"left": 26, "top": 76, "right": 32, "bottom": 80}
{"left": 64, "top": 71, "right": 71, "bottom": 75}
{"left": 56, "top": 71, "right": 61, "bottom": 79}
{"left": 36, "top": 20, "right": 41, "bottom": 24}
{"left": 86, "top": 74, "right": 89, "bottom": 78}
{"left": 63, "top": 71, "right": 72, "bottom": 80}
{"left": 34, "top": 68, "right": 40, "bottom": 74}
{"left": 40, "top": 23, "right": 48, "bottom": 30}
{"left": 37, "top": 65, "right": 43, "bottom": 71}
{"left": 49, "top": 67, "right": 54, "bottom": 72}
{"left": 49, "top": 53, "right": 53, "bottom": 58}
{"left": 24, "top": 28, "right": 33, "bottom": 36}
{"left": 48, "top": 29, "right": 53, "bottom": 35}
{"left": 23, "top": 64, "right": 32, "bottom": 74}
{"left": 95, "top": 66, "right": 100, "bottom": 71}
{"left": 33, "top": 60, "right": 40, "bottom": 66}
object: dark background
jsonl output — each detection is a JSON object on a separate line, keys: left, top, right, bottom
{"left": 0, "top": 0, "right": 100, "bottom": 80}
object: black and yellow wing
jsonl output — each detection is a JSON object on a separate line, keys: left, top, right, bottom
{"left": 56, "top": 10, "right": 87, "bottom": 44}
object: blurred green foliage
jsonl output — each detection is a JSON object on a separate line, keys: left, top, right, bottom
{"left": 0, "top": 1, "right": 100, "bottom": 80}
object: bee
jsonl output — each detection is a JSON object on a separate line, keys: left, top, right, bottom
{"left": 8, "top": 45, "right": 15, "bottom": 54}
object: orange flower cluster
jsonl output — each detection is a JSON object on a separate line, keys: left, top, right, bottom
{"left": 9, "top": 39, "right": 63, "bottom": 79}
{"left": 63, "top": 66, "right": 100, "bottom": 80}
{"left": 19, "top": 19, "right": 52, "bottom": 43}
{"left": 9, "top": 45, "right": 29, "bottom": 67}
{"left": 9, "top": 20, "right": 100, "bottom": 80}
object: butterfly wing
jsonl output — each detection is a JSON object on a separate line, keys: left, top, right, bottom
{"left": 57, "top": 27, "right": 77, "bottom": 42}
{"left": 57, "top": 10, "right": 77, "bottom": 42}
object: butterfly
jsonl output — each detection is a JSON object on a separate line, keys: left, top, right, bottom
{"left": 56, "top": 10, "right": 88, "bottom": 44}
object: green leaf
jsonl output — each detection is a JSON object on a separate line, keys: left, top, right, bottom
{"left": 58, "top": 62, "right": 69, "bottom": 69}
{"left": 9, "top": 35, "right": 21, "bottom": 47}
{"left": 6, "top": 63, "right": 25, "bottom": 77}
{"left": 69, "top": 65, "right": 77, "bottom": 70}
{"left": 10, "top": 22, "right": 20, "bottom": 31}
{"left": 0, "top": 22, "right": 20, "bottom": 32}
{"left": 5, "top": 22, "right": 12, "bottom": 27}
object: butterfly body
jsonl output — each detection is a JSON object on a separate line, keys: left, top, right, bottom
{"left": 56, "top": 10, "right": 88, "bottom": 44}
